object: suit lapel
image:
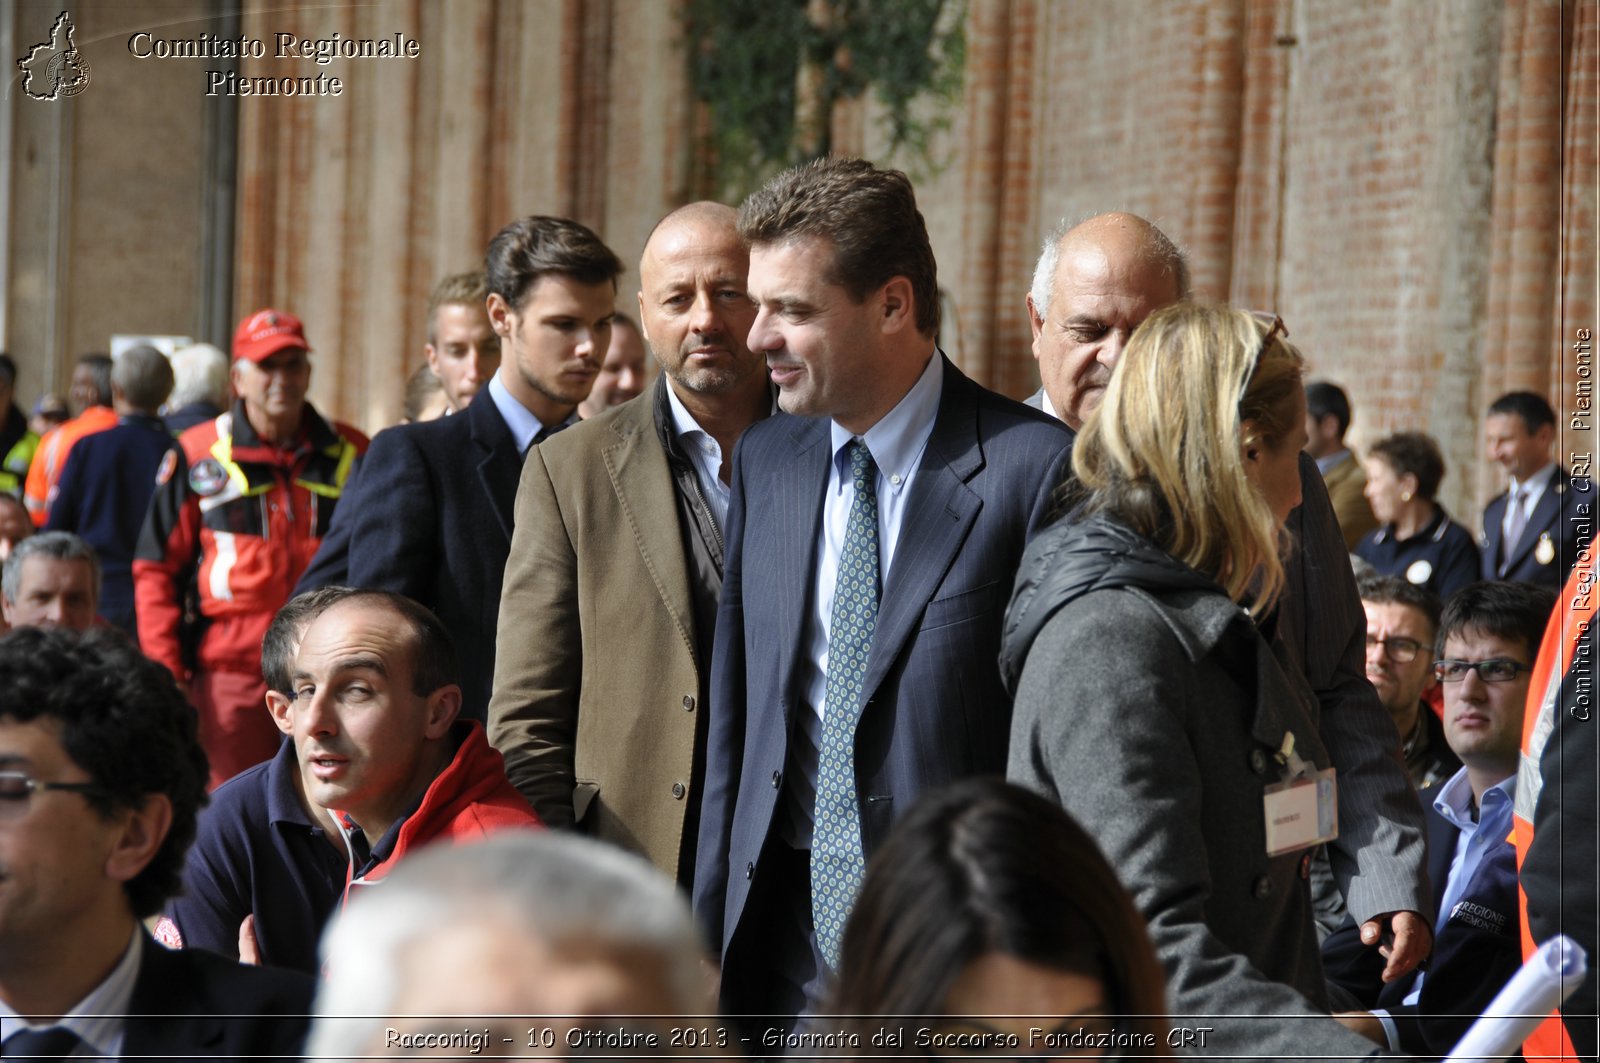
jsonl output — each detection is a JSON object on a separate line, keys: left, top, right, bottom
{"left": 468, "top": 394, "right": 522, "bottom": 542}
{"left": 774, "top": 417, "right": 830, "bottom": 720}
{"left": 122, "top": 934, "right": 224, "bottom": 1055}
{"left": 862, "top": 362, "right": 982, "bottom": 699}
{"left": 1502, "top": 470, "right": 1566, "bottom": 571}
{"left": 604, "top": 399, "right": 696, "bottom": 653}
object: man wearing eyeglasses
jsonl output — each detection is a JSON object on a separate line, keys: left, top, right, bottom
{"left": 1357, "top": 574, "right": 1458, "bottom": 791}
{"left": 0, "top": 626, "right": 313, "bottom": 1058}
{"left": 1331, "top": 579, "right": 1555, "bottom": 1055}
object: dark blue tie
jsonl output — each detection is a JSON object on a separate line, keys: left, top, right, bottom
{"left": 3, "top": 1026, "right": 84, "bottom": 1060}
{"left": 811, "top": 439, "right": 880, "bottom": 967}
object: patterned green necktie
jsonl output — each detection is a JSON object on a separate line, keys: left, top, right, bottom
{"left": 811, "top": 439, "right": 879, "bottom": 968}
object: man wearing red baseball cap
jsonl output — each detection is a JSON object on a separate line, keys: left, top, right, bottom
{"left": 134, "top": 310, "right": 369, "bottom": 789}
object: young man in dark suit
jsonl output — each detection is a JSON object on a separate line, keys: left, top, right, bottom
{"left": 692, "top": 158, "right": 1073, "bottom": 1026}
{"left": 1481, "top": 390, "right": 1595, "bottom": 588}
{"left": 0, "top": 626, "right": 311, "bottom": 1057}
{"left": 336, "top": 217, "right": 624, "bottom": 721}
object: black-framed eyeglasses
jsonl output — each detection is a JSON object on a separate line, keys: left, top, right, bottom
{"left": 0, "top": 771, "right": 109, "bottom": 814}
{"left": 1434, "top": 658, "right": 1532, "bottom": 683}
{"left": 1366, "top": 634, "right": 1425, "bottom": 663}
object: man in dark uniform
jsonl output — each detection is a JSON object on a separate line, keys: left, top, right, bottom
{"left": 1481, "top": 390, "right": 1595, "bottom": 588}
{"left": 45, "top": 345, "right": 177, "bottom": 636}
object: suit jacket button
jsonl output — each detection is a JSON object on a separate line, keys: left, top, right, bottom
{"left": 745, "top": 862, "right": 755, "bottom": 880}
{"left": 682, "top": 695, "right": 695, "bottom": 711}
{"left": 1253, "top": 875, "right": 1272, "bottom": 899}
{"left": 772, "top": 770, "right": 782, "bottom": 788}
{"left": 1249, "top": 749, "right": 1270, "bottom": 775}
{"left": 671, "top": 782, "right": 686, "bottom": 799}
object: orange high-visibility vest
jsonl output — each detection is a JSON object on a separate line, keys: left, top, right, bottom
{"left": 1511, "top": 543, "right": 1591, "bottom": 1060}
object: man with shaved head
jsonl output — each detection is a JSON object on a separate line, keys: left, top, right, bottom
{"left": 491, "top": 201, "right": 770, "bottom": 886}
{"left": 1013, "top": 212, "right": 1431, "bottom": 1056}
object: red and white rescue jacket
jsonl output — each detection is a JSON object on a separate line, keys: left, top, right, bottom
{"left": 133, "top": 401, "right": 366, "bottom": 678}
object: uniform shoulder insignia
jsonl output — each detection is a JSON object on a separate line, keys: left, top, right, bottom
{"left": 188, "top": 457, "right": 228, "bottom": 496}
{"left": 155, "top": 448, "right": 178, "bottom": 486}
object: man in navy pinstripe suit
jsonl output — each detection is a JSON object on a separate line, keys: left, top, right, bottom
{"left": 691, "top": 158, "right": 1072, "bottom": 1027}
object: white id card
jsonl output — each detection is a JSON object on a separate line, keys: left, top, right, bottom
{"left": 1263, "top": 767, "right": 1338, "bottom": 856}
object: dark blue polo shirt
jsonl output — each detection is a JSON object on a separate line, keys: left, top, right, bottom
{"left": 166, "top": 740, "right": 347, "bottom": 975}
{"left": 1355, "top": 506, "right": 1481, "bottom": 602}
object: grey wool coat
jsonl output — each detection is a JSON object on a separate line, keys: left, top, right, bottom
{"left": 1003, "top": 515, "right": 1383, "bottom": 1060}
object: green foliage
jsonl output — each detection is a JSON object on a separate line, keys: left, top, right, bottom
{"left": 685, "top": 0, "right": 966, "bottom": 201}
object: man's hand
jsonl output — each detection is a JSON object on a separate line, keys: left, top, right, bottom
{"left": 238, "top": 914, "right": 261, "bottom": 965}
{"left": 1360, "top": 909, "right": 1431, "bottom": 982}
{"left": 1333, "top": 1011, "right": 1387, "bottom": 1047}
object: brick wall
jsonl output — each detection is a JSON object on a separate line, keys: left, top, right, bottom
{"left": 6, "top": 0, "right": 1590, "bottom": 522}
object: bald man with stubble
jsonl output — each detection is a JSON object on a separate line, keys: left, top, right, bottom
{"left": 490, "top": 202, "right": 771, "bottom": 888}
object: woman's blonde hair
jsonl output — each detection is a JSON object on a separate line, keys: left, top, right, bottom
{"left": 1073, "top": 302, "right": 1305, "bottom": 613}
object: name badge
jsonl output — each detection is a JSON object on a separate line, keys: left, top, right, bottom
{"left": 1262, "top": 734, "right": 1338, "bottom": 856}
{"left": 1264, "top": 770, "right": 1339, "bottom": 855}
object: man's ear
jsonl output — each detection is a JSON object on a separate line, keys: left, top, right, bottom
{"left": 877, "top": 277, "right": 915, "bottom": 335}
{"left": 265, "top": 690, "right": 295, "bottom": 737}
{"left": 424, "top": 685, "right": 462, "bottom": 739}
{"left": 636, "top": 291, "right": 652, "bottom": 348}
{"left": 1027, "top": 293, "right": 1046, "bottom": 350}
{"left": 105, "top": 793, "right": 173, "bottom": 885}
{"left": 486, "top": 292, "right": 513, "bottom": 337}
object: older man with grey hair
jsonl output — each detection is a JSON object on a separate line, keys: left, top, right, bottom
{"left": 164, "top": 342, "right": 231, "bottom": 435}
{"left": 1009, "top": 211, "right": 1431, "bottom": 1058}
{"left": 308, "top": 832, "right": 714, "bottom": 1061}
{"left": 1, "top": 529, "right": 99, "bottom": 631}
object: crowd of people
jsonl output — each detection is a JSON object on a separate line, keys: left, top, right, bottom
{"left": 0, "top": 155, "right": 1593, "bottom": 1062}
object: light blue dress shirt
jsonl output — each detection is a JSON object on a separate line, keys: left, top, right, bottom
{"left": 781, "top": 351, "right": 944, "bottom": 848}
{"left": 487, "top": 374, "right": 566, "bottom": 456}
{"left": 1373, "top": 766, "right": 1516, "bottom": 1049}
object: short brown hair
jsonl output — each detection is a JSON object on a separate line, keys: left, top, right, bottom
{"left": 738, "top": 157, "right": 940, "bottom": 336}
{"left": 1369, "top": 432, "right": 1446, "bottom": 501}
{"left": 484, "top": 216, "right": 623, "bottom": 312}
{"left": 426, "top": 271, "right": 488, "bottom": 344}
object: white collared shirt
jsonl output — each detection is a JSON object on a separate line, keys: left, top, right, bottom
{"left": 1501, "top": 461, "right": 1557, "bottom": 542}
{"left": 782, "top": 351, "right": 944, "bottom": 847}
{"left": 664, "top": 381, "right": 732, "bottom": 537}
{"left": 1, "top": 926, "right": 142, "bottom": 1058}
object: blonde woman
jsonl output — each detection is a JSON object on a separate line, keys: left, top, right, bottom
{"left": 1001, "top": 303, "right": 1384, "bottom": 1059}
